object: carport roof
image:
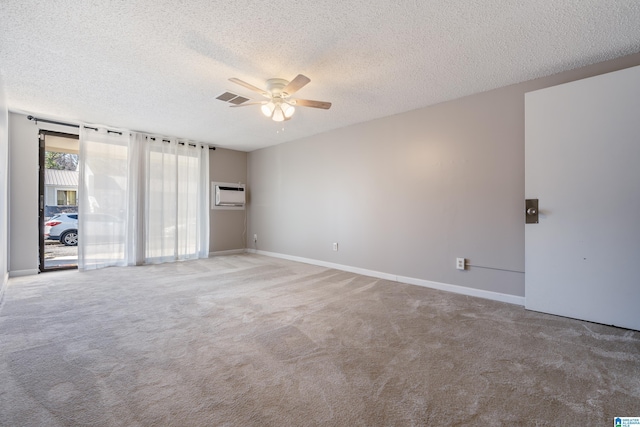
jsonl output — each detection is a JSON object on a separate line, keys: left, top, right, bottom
{"left": 45, "top": 169, "right": 78, "bottom": 187}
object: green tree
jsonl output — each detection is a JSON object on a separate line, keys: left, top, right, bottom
{"left": 45, "top": 151, "right": 78, "bottom": 170}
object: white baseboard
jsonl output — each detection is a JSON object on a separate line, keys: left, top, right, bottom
{"left": 247, "top": 249, "right": 525, "bottom": 306}
{"left": 9, "top": 269, "right": 39, "bottom": 278}
{"left": 397, "top": 274, "right": 525, "bottom": 306}
{"left": 210, "top": 249, "right": 246, "bottom": 256}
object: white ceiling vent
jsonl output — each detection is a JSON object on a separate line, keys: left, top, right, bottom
{"left": 216, "top": 92, "right": 250, "bottom": 105}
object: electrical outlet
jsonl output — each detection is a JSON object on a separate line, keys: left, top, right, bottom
{"left": 456, "top": 258, "right": 465, "bottom": 270}
{"left": 253, "top": 234, "right": 257, "bottom": 243}
{"left": 332, "top": 242, "right": 338, "bottom": 251}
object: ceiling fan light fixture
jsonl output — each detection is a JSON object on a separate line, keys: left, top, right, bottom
{"left": 261, "top": 101, "right": 275, "bottom": 117}
{"left": 272, "top": 105, "right": 285, "bottom": 122}
{"left": 282, "top": 102, "right": 295, "bottom": 119}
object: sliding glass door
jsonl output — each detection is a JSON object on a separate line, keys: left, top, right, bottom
{"left": 39, "top": 130, "right": 80, "bottom": 271}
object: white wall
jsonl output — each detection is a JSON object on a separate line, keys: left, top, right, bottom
{"left": 0, "top": 75, "right": 8, "bottom": 294}
{"left": 8, "top": 113, "right": 78, "bottom": 276}
{"left": 247, "top": 53, "right": 640, "bottom": 300}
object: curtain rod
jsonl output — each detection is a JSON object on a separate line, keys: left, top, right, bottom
{"left": 27, "top": 115, "right": 79, "bottom": 128}
{"left": 27, "top": 115, "right": 216, "bottom": 149}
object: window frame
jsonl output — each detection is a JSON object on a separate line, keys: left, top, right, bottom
{"left": 56, "top": 188, "right": 78, "bottom": 206}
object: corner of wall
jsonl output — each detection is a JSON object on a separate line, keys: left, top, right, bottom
{"left": 0, "top": 73, "right": 9, "bottom": 298}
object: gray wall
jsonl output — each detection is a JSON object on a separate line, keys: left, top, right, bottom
{"left": 0, "top": 75, "right": 8, "bottom": 292}
{"left": 247, "top": 52, "right": 640, "bottom": 298}
{"left": 209, "top": 147, "right": 248, "bottom": 254}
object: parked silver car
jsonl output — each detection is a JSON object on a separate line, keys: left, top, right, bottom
{"left": 45, "top": 213, "right": 78, "bottom": 246}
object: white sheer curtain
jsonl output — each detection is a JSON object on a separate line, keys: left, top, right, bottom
{"left": 144, "top": 137, "right": 209, "bottom": 264}
{"left": 79, "top": 129, "right": 209, "bottom": 270}
{"left": 78, "top": 127, "right": 135, "bottom": 270}
{"left": 145, "top": 139, "right": 177, "bottom": 263}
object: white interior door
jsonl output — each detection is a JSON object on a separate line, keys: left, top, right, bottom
{"left": 525, "top": 65, "right": 640, "bottom": 331}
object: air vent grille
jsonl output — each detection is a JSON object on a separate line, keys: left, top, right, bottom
{"left": 216, "top": 92, "right": 237, "bottom": 102}
{"left": 229, "top": 96, "right": 249, "bottom": 105}
{"left": 216, "top": 92, "right": 250, "bottom": 105}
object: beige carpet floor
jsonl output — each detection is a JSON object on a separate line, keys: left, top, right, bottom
{"left": 0, "top": 254, "right": 638, "bottom": 426}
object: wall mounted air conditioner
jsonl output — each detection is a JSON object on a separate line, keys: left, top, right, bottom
{"left": 212, "top": 182, "right": 245, "bottom": 210}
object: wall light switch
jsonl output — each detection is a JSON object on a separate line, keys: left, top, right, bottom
{"left": 456, "top": 258, "right": 465, "bottom": 270}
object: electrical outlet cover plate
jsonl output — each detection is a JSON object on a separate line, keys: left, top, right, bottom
{"left": 332, "top": 243, "right": 338, "bottom": 251}
{"left": 456, "top": 258, "right": 465, "bottom": 270}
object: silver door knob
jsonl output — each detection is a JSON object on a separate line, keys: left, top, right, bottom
{"left": 525, "top": 199, "right": 539, "bottom": 224}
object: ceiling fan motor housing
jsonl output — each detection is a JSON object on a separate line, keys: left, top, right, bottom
{"left": 263, "top": 78, "right": 296, "bottom": 121}
{"left": 266, "top": 78, "right": 290, "bottom": 96}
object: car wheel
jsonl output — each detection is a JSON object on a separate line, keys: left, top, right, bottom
{"left": 60, "top": 230, "right": 78, "bottom": 246}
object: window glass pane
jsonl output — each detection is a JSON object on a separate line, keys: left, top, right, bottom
{"left": 56, "top": 190, "right": 77, "bottom": 206}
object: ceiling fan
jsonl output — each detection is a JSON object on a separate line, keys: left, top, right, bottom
{"left": 228, "top": 74, "right": 331, "bottom": 122}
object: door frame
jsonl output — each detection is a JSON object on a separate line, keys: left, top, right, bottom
{"left": 38, "top": 130, "right": 80, "bottom": 272}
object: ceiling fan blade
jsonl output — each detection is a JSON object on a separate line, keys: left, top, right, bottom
{"left": 229, "top": 102, "right": 265, "bottom": 108}
{"left": 229, "top": 78, "right": 269, "bottom": 96}
{"left": 294, "top": 98, "right": 332, "bottom": 109}
{"left": 282, "top": 74, "right": 311, "bottom": 96}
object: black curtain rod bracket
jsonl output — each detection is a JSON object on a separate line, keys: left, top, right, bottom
{"left": 28, "top": 115, "right": 79, "bottom": 129}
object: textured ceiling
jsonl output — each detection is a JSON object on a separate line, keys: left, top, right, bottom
{"left": 1, "top": 1, "right": 639, "bottom": 151}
